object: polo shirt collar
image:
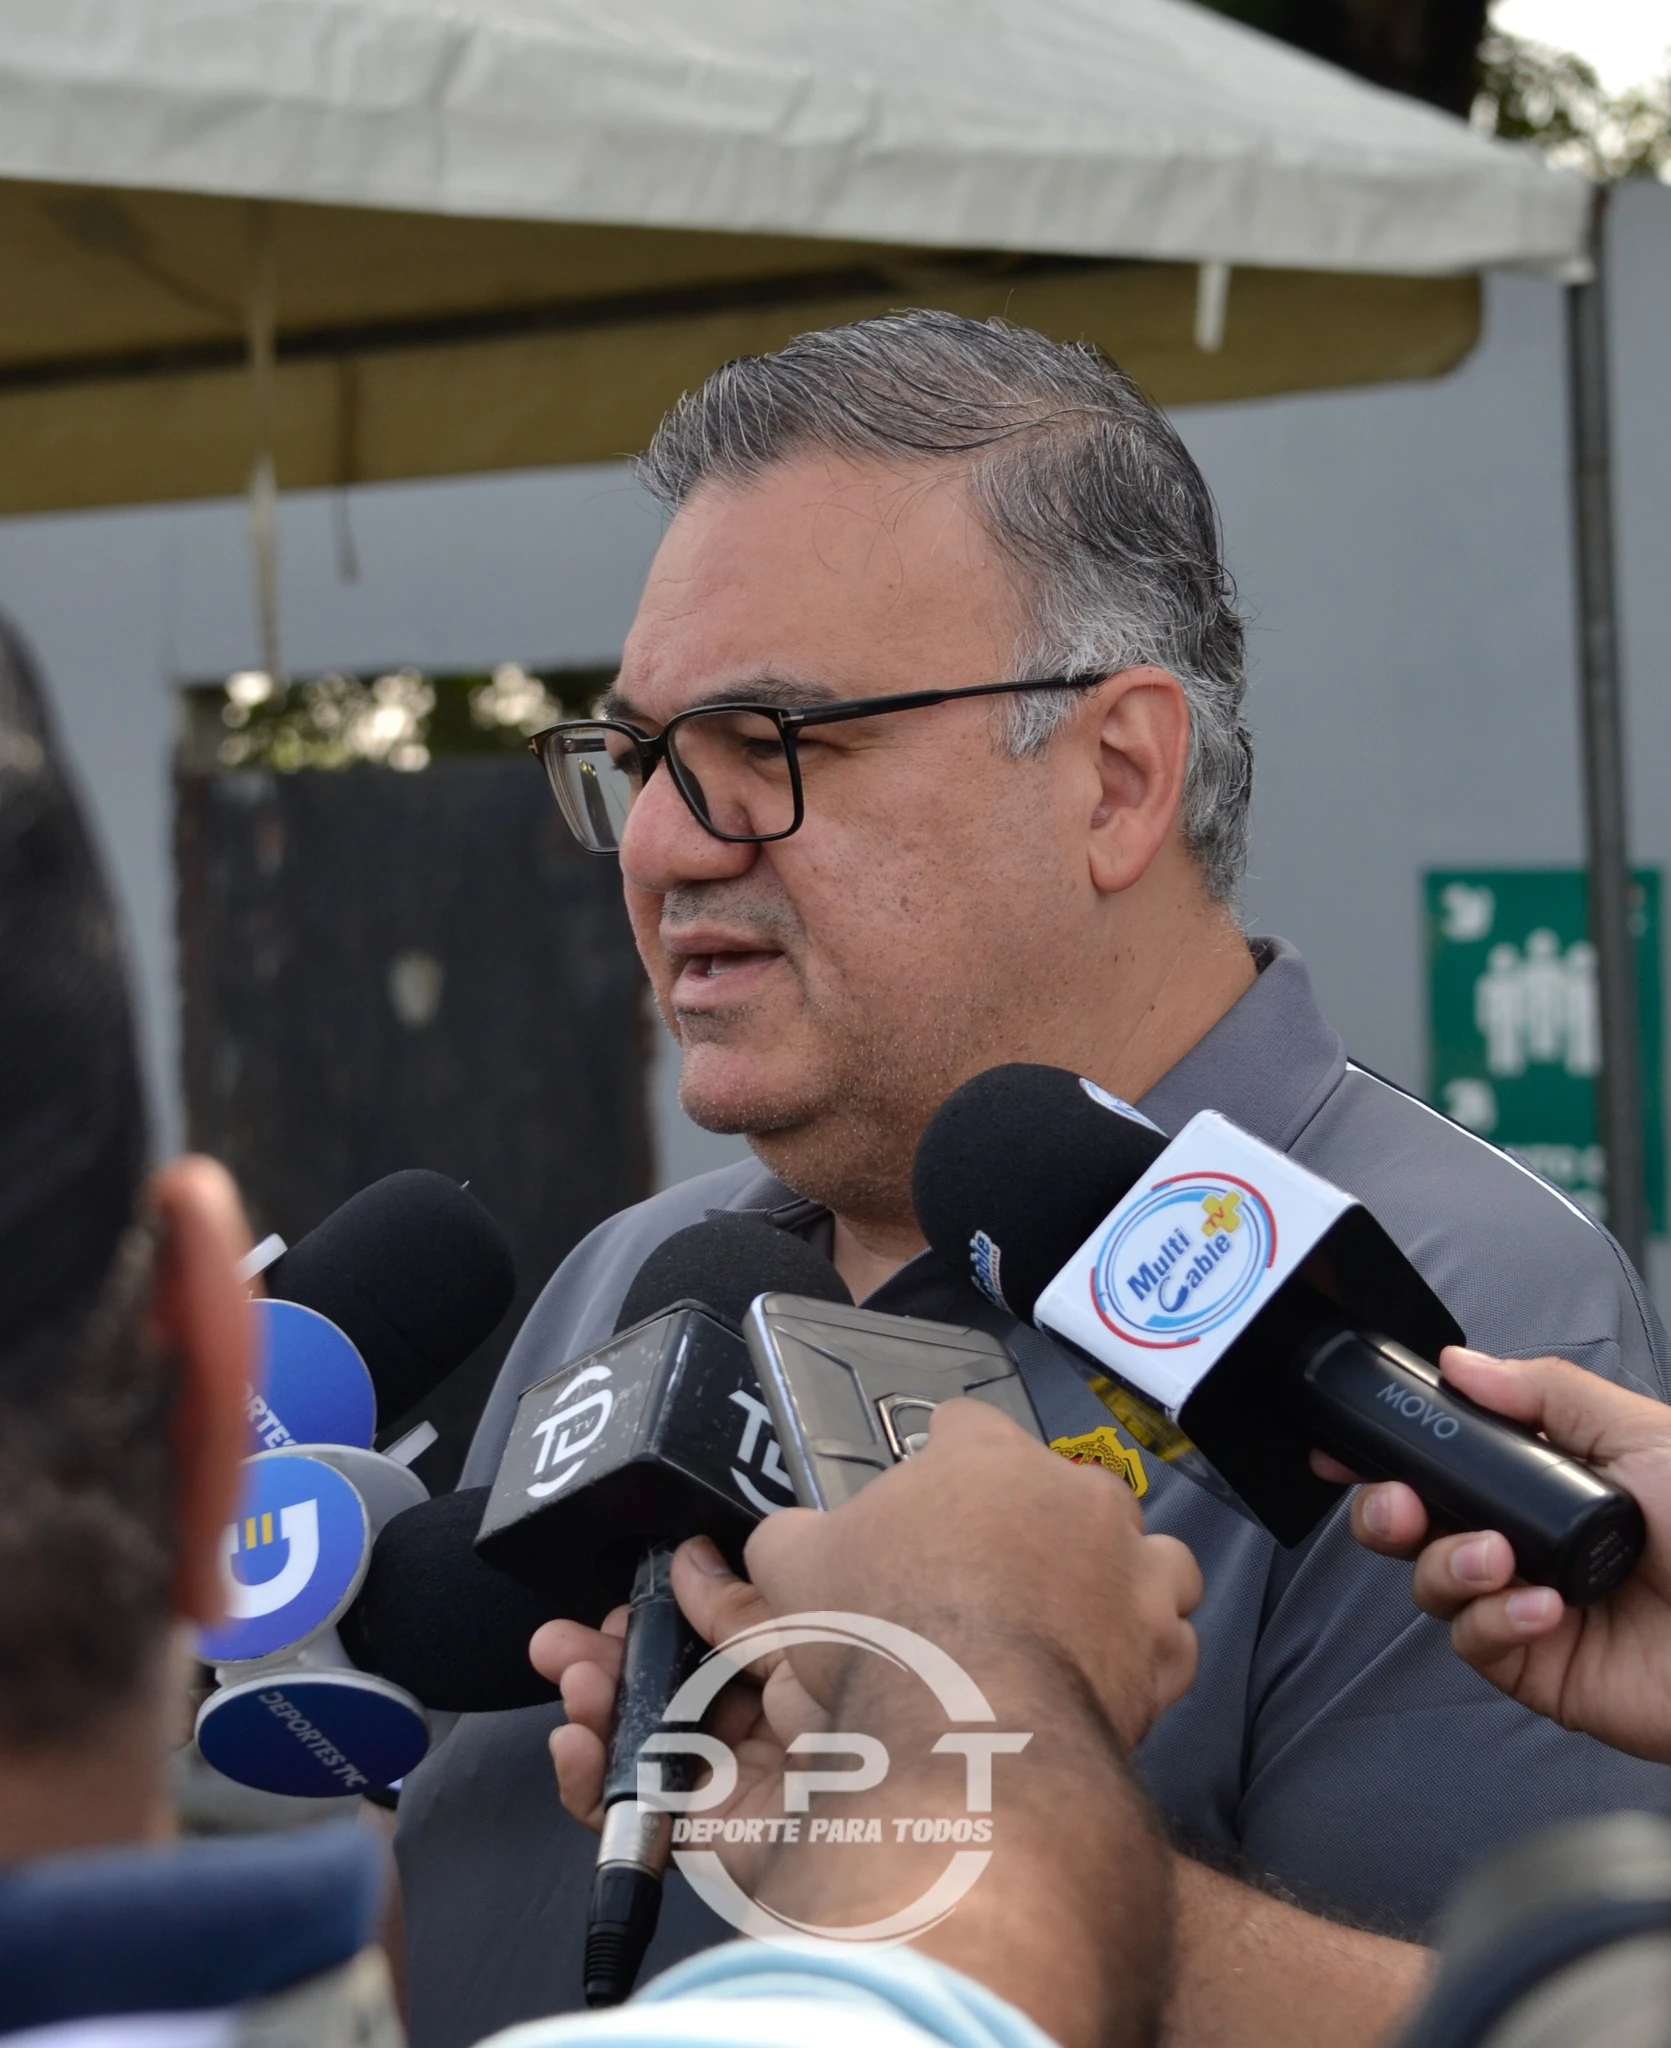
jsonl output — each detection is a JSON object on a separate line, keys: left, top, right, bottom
{"left": 720, "top": 935, "right": 1345, "bottom": 1239}
{"left": 1137, "top": 936, "right": 1345, "bottom": 1151}
{"left": 0, "top": 1821, "right": 383, "bottom": 2036}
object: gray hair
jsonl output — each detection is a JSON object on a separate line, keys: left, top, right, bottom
{"left": 638, "top": 310, "right": 1252, "bottom": 901}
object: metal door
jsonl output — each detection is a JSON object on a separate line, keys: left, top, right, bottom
{"left": 177, "top": 754, "right": 649, "bottom": 1484}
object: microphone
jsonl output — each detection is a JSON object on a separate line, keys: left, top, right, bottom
{"left": 196, "top": 1478, "right": 566, "bottom": 1800}
{"left": 475, "top": 1217, "right": 849, "bottom": 1613}
{"left": 913, "top": 1065, "right": 1645, "bottom": 1605}
{"left": 195, "top": 1174, "right": 519, "bottom": 1796}
{"left": 339, "top": 1487, "right": 564, "bottom": 1714}
{"left": 476, "top": 1216, "right": 851, "bottom": 2006}
{"left": 253, "top": 1169, "right": 517, "bottom": 1451}
{"left": 194, "top": 1446, "right": 435, "bottom": 1798}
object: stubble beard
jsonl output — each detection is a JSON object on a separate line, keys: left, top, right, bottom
{"left": 675, "top": 972, "right": 998, "bottom": 1234}
{"left": 656, "top": 880, "right": 1010, "bottom": 1230}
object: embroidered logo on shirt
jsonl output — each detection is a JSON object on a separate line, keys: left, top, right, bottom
{"left": 1051, "top": 1425, "right": 1148, "bottom": 1498}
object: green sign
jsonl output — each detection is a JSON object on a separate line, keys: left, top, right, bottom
{"left": 1425, "top": 869, "right": 1665, "bottom": 1235}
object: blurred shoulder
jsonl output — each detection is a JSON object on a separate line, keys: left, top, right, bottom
{"left": 1298, "top": 1063, "right": 1668, "bottom": 1400}
{"left": 460, "top": 1158, "right": 792, "bottom": 1485}
{"left": 576, "top": 1158, "right": 787, "bottom": 1260}
{"left": 507, "top": 1159, "right": 787, "bottom": 1364}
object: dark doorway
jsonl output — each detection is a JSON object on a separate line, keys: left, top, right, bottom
{"left": 177, "top": 752, "right": 649, "bottom": 1486}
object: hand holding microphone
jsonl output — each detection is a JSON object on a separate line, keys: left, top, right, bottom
{"left": 538, "top": 1398, "right": 1186, "bottom": 1861}
{"left": 1342, "top": 1346, "right": 1671, "bottom": 1764}
{"left": 913, "top": 1064, "right": 1646, "bottom": 1606}
{"left": 476, "top": 1214, "right": 851, "bottom": 2005}
{"left": 540, "top": 1398, "right": 1199, "bottom": 2048}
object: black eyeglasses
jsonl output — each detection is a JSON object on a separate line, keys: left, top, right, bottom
{"left": 529, "top": 675, "right": 1099, "bottom": 853}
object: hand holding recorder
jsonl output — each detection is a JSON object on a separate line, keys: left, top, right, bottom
{"left": 914, "top": 1064, "right": 1647, "bottom": 1606}
{"left": 1339, "top": 1346, "right": 1671, "bottom": 1765}
{"left": 535, "top": 1398, "right": 1199, "bottom": 2048}
{"left": 537, "top": 1399, "right": 1201, "bottom": 1822}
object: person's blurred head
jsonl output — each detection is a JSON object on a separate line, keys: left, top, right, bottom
{"left": 611, "top": 311, "right": 1250, "bottom": 1229}
{"left": 0, "top": 622, "right": 249, "bottom": 1860}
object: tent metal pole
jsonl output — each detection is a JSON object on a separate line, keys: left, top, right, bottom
{"left": 1567, "top": 187, "right": 1646, "bottom": 1272}
{"left": 244, "top": 201, "right": 284, "bottom": 688}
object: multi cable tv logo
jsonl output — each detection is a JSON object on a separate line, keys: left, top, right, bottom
{"left": 637, "top": 1612, "right": 1031, "bottom": 1945}
{"left": 1092, "top": 1174, "right": 1277, "bottom": 1349}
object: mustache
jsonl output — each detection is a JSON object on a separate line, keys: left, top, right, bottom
{"left": 660, "top": 882, "right": 804, "bottom": 952}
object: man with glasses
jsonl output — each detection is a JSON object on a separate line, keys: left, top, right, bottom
{"left": 396, "top": 311, "right": 1670, "bottom": 2048}
{"left": 539, "top": 675, "right": 1101, "bottom": 855}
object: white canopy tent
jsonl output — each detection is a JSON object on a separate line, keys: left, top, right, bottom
{"left": 2, "top": 0, "right": 1587, "bottom": 271}
{"left": 0, "top": 0, "right": 1639, "bottom": 1257}
{"left": 0, "top": 0, "right": 1593, "bottom": 519}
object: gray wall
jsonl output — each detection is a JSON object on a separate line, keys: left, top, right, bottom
{"left": 1203, "top": 182, "right": 1668, "bottom": 1097}
{"left": 2, "top": 181, "right": 1666, "bottom": 1286}
{"left": 1183, "top": 181, "right": 1670, "bottom": 1300}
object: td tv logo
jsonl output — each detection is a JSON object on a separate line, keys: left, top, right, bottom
{"left": 526, "top": 1365, "right": 616, "bottom": 1500}
{"left": 198, "top": 1453, "right": 369, "bottom": 1666}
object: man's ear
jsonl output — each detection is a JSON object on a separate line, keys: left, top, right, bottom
{"left": 148, "top": 1158, "right": 254, "bottom": 1625}
{"left": 1083, "top": 667, "right": 1192, "bottom": 895}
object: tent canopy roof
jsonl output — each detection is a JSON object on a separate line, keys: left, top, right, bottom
{"left": 6, "top": 0, "right": 1588, "bottom": 277}
{"left": 0, "top": 1, "right": 1588, "bottom": 516}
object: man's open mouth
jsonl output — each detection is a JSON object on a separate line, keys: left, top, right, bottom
{"left": 685, "top": 949, "right": 780, "bottom": 978}
{"left": 668, "top": 941, "right": 787, "bottom": 1006}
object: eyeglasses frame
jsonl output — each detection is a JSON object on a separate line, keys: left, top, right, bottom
{"left": 528, "top": 673, "right": 1103, "bottom": 852}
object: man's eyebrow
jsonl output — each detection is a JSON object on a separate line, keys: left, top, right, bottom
{"left": 601, "top": 675, "right": 843, "bottom": 724}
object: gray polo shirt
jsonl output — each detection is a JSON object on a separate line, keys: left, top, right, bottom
{"left": 396, "top": 939, "right": 1671, "bottom": 2048}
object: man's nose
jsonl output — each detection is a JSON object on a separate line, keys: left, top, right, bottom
{"left": 618, "top": 760, "right": 759, "bottom": 893}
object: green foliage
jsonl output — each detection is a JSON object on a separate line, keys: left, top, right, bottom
{"left": 186, "top": 664, "right": 614, "bottom": 773}
{"left": 1191, "top": 0, "right": 1668, "bottom": 171}
{"left": 1474, "top": 31, "right": 1670, "bottom": 182}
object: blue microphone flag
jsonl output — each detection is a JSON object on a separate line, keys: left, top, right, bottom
{"left": 198, "top": 1452, "right": 369, "bottom": 1665}
{"left": 196, "top": 1670, "right": 428, "bottom": 1798}
{"left": 246, "top": 1299, "right": 377, "bottom": 1454}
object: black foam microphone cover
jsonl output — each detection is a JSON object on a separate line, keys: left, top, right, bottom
{"left": 912, "top": 1064, "right": 1168, "bottom": 1317}
{"left": 339, "top": 1487, "right": 562, "bottom": 1713}
{"left": 266, "top": 1170, "right": 517, "bottom": 1421}
{"left": 614, "top": 1214, "right": 852, "bottom": 1335}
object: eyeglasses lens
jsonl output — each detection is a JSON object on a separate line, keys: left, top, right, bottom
{"left": 542, "top": 726, "right": 639, "bottom": 852}
{"left": 541, "top": 708, "right": 795, "bottom": 851}
{"left": 666, "top": 708, "right": 796, "bottom": 842}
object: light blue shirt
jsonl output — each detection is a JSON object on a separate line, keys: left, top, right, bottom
{"left": 477, "top": 1944, "right": 1057, "bottom": 2048}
